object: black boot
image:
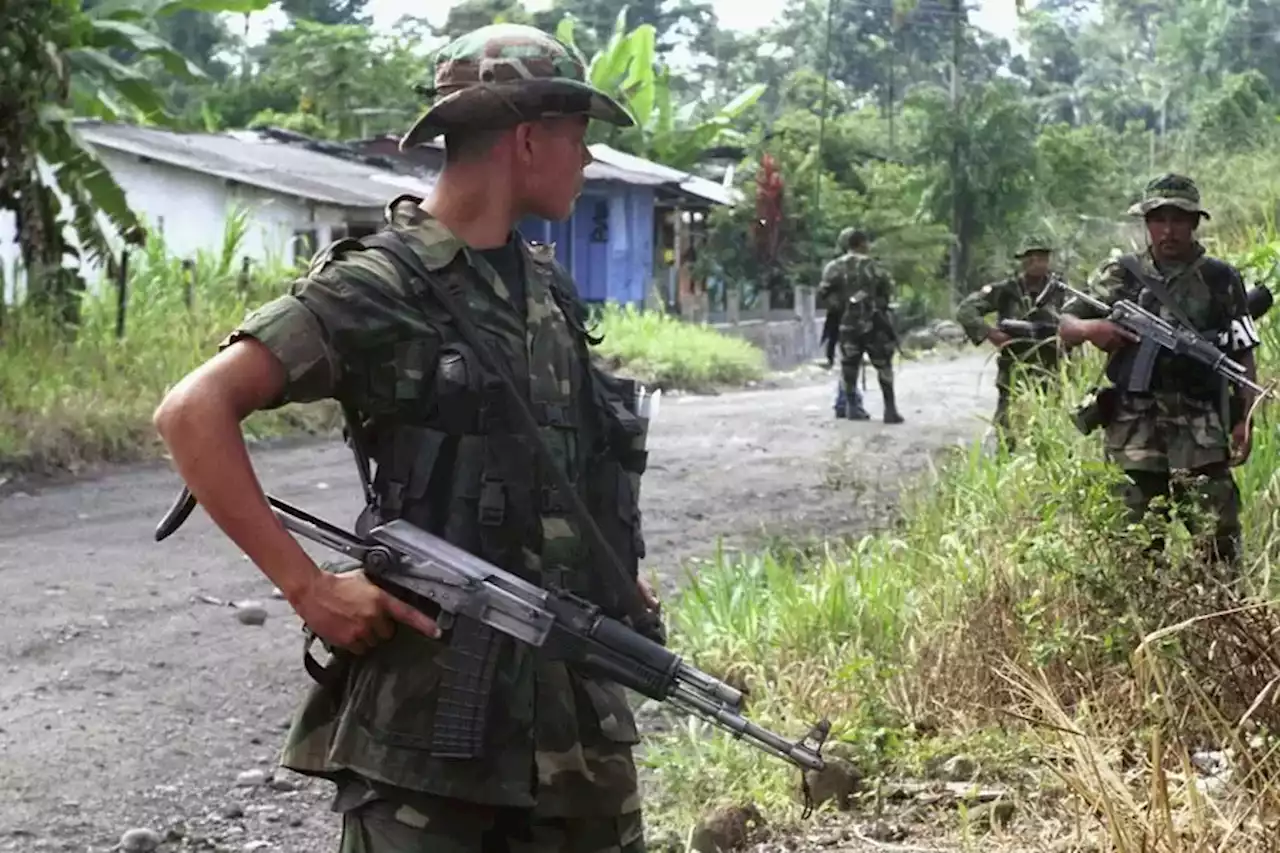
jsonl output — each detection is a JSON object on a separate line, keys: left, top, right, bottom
{"left": 880, "top": 379, "right": 904, "bottom": 424}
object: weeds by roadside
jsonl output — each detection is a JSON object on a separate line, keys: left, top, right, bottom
{"left": 591, "top": 302, "right": 767, "bottom": 391}
{"left": 642, "top": 236, "right": 1280, "bottom": 849}
{"left": 0, "top": 220, "right": 768, "bottom": 477}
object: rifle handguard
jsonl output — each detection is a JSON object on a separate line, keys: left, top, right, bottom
{"left": 996, "top": 319, "right": 1058, "bottom": 341}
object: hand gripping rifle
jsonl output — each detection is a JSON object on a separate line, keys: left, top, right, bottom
{"left": 1056, "top": 279, "right": 1273, "bottom": 400}
{"left": 998, "top": 283, "right": 1275, "bottom": 345}
{"left": 153, "top": 486, "right": 830, "bottom": 778}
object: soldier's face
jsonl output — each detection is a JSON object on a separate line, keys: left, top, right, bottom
{"left": 515, "top": 116, "right": 592, "bottom": 221}
{"left": 1145, "top": 207, "right": 1198, "bottom": 261}
{"left": 1020, "top": 251, "right": 1050, "bottom": 279}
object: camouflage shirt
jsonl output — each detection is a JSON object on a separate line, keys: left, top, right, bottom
{"left": 818, "top": 251, "right": 894, "bottom": 315}
{"left": 956, "top": 271, "right": 1066, "bottom": 365}
{"left": 1062, "top": 243, "right": 1260, "bottom": 471}
{"left": 1062, "top": 245, "right": 1258, "bottom": 357}
{"left": 224, "top": 195, "right": 641, "bottom": 819}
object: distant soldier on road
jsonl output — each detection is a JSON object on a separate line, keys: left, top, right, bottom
{"left": 834, "top": 231, "right": 903, "bottom": 424}
{"left": 955, "top": 235, "right": 1067, "bottom": 447}
{"left": 818, "top": 227, "right": 871, "bottom": 419}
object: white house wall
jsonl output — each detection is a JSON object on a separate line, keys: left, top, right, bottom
{"left": 0, "top": 149, "right": 362, "bottom": 303}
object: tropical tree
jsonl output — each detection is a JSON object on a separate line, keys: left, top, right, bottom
{"left": 1, "top": 0, "right": 269, "bottom": 330}
{"left": 555, "top": 8, "right": 767, "bottom": 171}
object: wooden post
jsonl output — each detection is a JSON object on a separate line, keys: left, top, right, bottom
{"left": 182, "top": 258, "right": 194, "bottom": 310}
{"left": 239, "top": 256, "right": 251, "bottom": 296}
{"left": 115, "top": 250, "right": 129, "bottom": 340}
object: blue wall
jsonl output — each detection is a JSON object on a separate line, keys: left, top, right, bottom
{"left": 518, "top": 184, "right": 654, "bottom": 307}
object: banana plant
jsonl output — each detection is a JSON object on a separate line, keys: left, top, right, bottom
{"left": 2, "top": 0, "right": 269, "bottom": 329}
{"left": 556, "top": 6, "right": 766, "bottom": 172}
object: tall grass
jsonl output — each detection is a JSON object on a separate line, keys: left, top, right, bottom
{"left": 0, "top": 219, "right": 769, "bottom": 476}
{"left": 643, "top": 226, "right": 1280, "bottom": 849}
{"left": 0, "top": 212, "right": 343, "bottom": 476}
{"left": 591, "top": 302, "right": 767, "bottom": 391}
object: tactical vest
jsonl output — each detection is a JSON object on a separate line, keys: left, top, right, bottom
{"left": 999, "top": 273, "right": 1063, "bottom": 369}
{"left": 339, "top": 237, "right": 649, "bottom": 623}
{"left": 1105, "top": 253, "right": 1239, "bottom": 401}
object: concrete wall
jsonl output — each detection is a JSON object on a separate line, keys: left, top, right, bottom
{"left": 710, "top": 285, "right": 825, "bottom": 370}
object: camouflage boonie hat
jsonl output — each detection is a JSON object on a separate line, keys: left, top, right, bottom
{"left": 1015, "top": 235, "right": 1053, "bottom": 257}
{"left": 400, "top": 24, "right": 634, "bottom": 150}
{"left": 1126, "top": 173, "right": 1210, "bottom": 220}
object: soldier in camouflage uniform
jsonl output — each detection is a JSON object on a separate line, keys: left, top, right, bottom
{"left": 818, "top": 227, "right": 870, "bottom": 420}
{"left": 828, "top": 231, "right": 903, "bottom": 423}
{"left": 1059, "top": 174, "right": 1261, "bottom": 567}
{"left": 955, "top": 236, "right": 1067, "bottom": 447}
{"left": 153, "top": 24, "right": 658, "bottom": 853}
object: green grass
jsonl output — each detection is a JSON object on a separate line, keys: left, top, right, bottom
{"left": 640, "top": 233, "right": 1280, "bottom": 849}
{"left": 591, "top": 302, "right": 768, "bottom": 391}
{"left": 0, "top": 221, "right": 770, "bottom": 476}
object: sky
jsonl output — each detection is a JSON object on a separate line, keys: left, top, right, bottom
{"left": 246, "top": 0, "right": 1031, "bottom": 47}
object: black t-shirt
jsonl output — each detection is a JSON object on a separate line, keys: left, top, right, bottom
{"left": 475, "top": 237, "right": 526, "bottom": 315}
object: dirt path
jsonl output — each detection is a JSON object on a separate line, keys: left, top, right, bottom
{"left": 0, "top": 351, "right": 997, "bottom": 853}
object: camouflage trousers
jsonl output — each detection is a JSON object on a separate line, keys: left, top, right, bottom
{"left": 838, "top": 332, "right": 894, "bottom": 397}
{"left": 993, "top": 354, "right": 1057, "bottom": 448}
{"left": 338, "top": 794, "right": 646, "bottom": 853}
{"left": 1117, "top": 466, "right": 1242, "bottom": 568}
{"left": 1104, "top": 391, "right": 1242, "bottom": 567}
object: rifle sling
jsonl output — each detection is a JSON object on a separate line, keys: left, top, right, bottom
{"left": 1115, "top": 254, "right": 1204, "bottom": 337}
{"left": 359, "top": 230, "right": 651, "bottom": 629}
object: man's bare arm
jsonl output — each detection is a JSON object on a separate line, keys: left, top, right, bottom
{"left": 153, "top": 338, "right": 439, "bottom": 653}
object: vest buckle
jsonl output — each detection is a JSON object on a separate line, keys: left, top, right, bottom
{"left": 478, "top": 476, "right": 506, "bottom": 526}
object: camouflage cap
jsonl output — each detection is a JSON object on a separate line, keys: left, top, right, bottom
{"left": 1015, "top": 235, "right": 1053, "bottom": 257}
{"left": 838, "top": 227, "right": 868, "bottom": 251}
{"left": 400, "top": 24, "right": 634, "bottom": 150}
{"left": 1126, "top": 173, "right": 1210, "bottom": 220}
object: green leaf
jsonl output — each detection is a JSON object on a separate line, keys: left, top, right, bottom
{"left": 556, "top": 15, "right": 577, "bottom": 49}
{"left": 654, "top": 65, "right": 673, "bottom": 137}
{"left": 87, "top": 19, "right": 207, "bottom": 80}
{"left": 86, "top": 0, "right": 268, "bottom": 19}
{"left": 717, "top": 83, "right": 767, "bottom": 120}
{"left": 588, "top": 5, "right": 634, "bottom": 90}
{"left": 36, "top": 105, "right": 143, "bottom": 268}
{"left": 620, "top": 24, "right": 656, "bottom": 127}
{"left": 64, "top": 48, "right": 172, "bottom": 123}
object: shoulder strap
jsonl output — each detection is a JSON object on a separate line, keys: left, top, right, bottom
{"left": 357, "top": 229, "right": 654, "bottom": 630}
{"left": 1116, "top": 253, "right": 1204, "bottom": 334}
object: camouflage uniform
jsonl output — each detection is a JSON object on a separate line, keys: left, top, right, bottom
{"left": 1062, "top": 175, "right": 1261, "bottom": 566}
{"left": 955, "top": 236, "right": 1067, "bottom": 444}
{"left": 222, "top": 26, "right": 650, "bottom": 853}
{"left": 817, "top": 227, "right": 868, "bottom": 419}
{"left": 824, "top": 239, "right": 902, "bottom": 423}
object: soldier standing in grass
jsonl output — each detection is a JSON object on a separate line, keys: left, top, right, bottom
{"left": 955, "top": 236, "right": 1067, "bottom": 449}
{"left": 833, "top": 230, "right": 904, "bottom": 424}
{"left": 1058, "top": 174, "right": 1261, "bottom": 568}
{"left": 153, "top": 24, "right": 661, "bottom": 853}
{"left": 818, "top": 226, "right": 871, "bottom": 420}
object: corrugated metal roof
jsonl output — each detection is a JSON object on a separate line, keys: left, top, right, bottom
{"left": 76, "top": 121, "right": 436, "bottom": 210}
{"left": 75, "top": 121, "right": 739, "bottom": 210}
{"left": 588, "top": 143, "right": 742, "bottom": 206}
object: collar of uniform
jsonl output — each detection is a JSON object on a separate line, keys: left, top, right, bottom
{"left": 382, "top": 194, "right": 469, "bottom": 272}
{"left": 1148, "top": 241, "right": 1206, "bottom": 277}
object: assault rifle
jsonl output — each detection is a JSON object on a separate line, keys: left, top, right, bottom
{"left": 996, "top": 284, "right": 1274, "bottom": 344}
{"left": 153, "top": 487, "right": 830, "bottom": 774}
{"left": 1055, "top": 280, "right": 1273, "bottom": 397}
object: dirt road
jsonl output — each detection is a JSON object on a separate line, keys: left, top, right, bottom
{"left": 0, "top": 351, "right": 996, "bottom": 853}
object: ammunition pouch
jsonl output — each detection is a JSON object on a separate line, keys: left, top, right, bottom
{"left": 1073, "top": 386, "right": 1119, "bottom": 436}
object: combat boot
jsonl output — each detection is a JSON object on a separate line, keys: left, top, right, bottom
{"left": 880, "top": 379, "right": 904, "bottom": 424}
{"left": 845, "top": 401, "right": 871, "bottom": 420}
